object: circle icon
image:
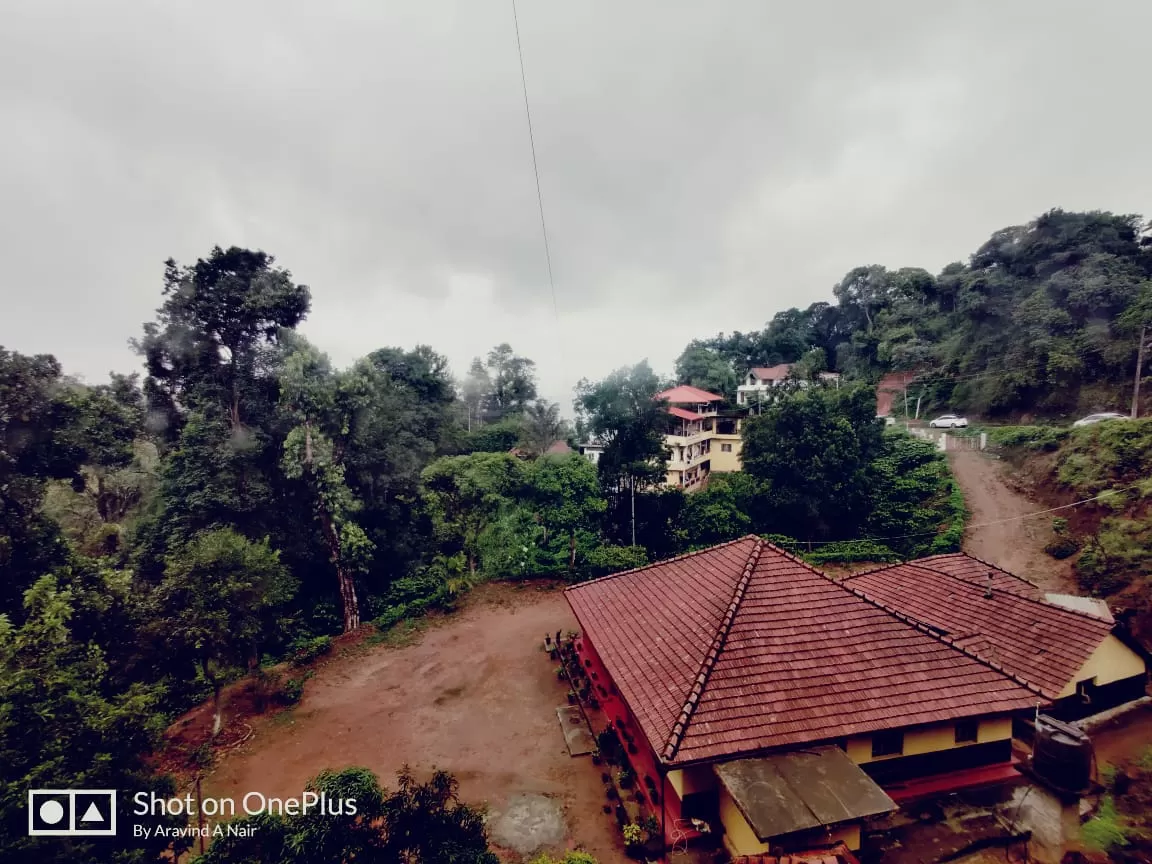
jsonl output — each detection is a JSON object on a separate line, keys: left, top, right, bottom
{"left": 39, "top": 799, "right": 65, "bottom": 825}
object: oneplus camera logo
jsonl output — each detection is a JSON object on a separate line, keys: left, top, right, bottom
{"left": 29, "top": 790, "right": 117, "bottom": 836}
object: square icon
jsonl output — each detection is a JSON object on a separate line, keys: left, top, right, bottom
{"left": 28, "top": 790, "right": 117, "bottom": 836}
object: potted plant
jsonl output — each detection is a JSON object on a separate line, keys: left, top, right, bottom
{"left": 602, "top": 804, "right": 611, "bottom": 814}
{"left": 623, "top": 823, "right": 644, "bottom": 858}
{"left": 606, "top": 785, "right": 619, "bottom": 801}
{"left": 567, "top": 690, "right": 577, "bottom": 704}
{"left": 616, "top": 769, "right": 634, "bottom": 790}
{"left": 589, "top": 696, "right": 600, "bottom": 710}
{"left": 601, "top": 772, "right": 612, "bottom": 784}
{"left": 592, "top": 749, "right": 602, "bottom": 765}
{"left": 556, "top": 666, "right": 566, "bottom": 681}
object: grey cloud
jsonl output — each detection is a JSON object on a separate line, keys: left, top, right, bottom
{"left": 0, "top": 0, "right": 1149, "bottom": 403}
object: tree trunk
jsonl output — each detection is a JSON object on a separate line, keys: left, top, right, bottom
{"left": 569, "top": 530, "right": 577, "bottom": 572}
{"left": 202, "top": 660, "right": 223, "bottom": 739}
{"left": 317, "top": 507, "right": 360, "bottom": 632}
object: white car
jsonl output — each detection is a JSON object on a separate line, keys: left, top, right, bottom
{"left": 929, "top": 414, "right": 968, "bottom": 429}
{"left": 1072, "top": 412, "right": 1128, "bottom": 428}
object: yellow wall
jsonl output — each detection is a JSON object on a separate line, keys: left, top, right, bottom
{"left": 1057, "top": 634, "right": 1146, "bottom": 698}
{"left": 719, "top": 786, "right": 769, "bottom": 857}
{"left": 667, "top": 766, "right": 716, "bottom": 799}
{"left": 718, "top": 787, "right": 861, "bottom": 856}
{"left": 709, "top": 435, "right": 743, "bottom": 473}
{"left": 847, "top": 717, "right": 1012, "bottom": 764}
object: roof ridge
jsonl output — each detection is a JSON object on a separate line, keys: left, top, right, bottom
{"left": 884, "top": 561, "right": 1115, "bottom": 628}
{"left": 662, "top": 537, "right": 763, "bottom": 762}
{"left": 762, "top": 543, "right": 1053, "bottom": 700}
{"left": 563, "top": 535, "right": 758, "bottom": 592}
{"left": 923, "top": 551, "right": 1043, "bottom": 590}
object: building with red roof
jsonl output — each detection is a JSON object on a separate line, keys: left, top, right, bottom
{"left": 654, "top": 385, "right": 743, "bottom": 492}
{"left": 842, "top": 554, "right": 1146, "bottom": 717}
{"left": 565, "top": 537, "right": 1056, "bottom": 858}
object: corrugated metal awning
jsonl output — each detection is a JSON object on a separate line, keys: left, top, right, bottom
{"left": 714, "top": 746, "right": 896, "bottom": 841}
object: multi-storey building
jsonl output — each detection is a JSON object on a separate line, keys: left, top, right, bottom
{"left": 655, "top": 385, "right": 742, "bottom": 492}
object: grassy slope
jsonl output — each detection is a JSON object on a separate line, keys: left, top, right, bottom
{"left": 991, "top": 419, "right": 1152, "bottom": 646}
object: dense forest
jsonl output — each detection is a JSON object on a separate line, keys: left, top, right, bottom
{"left": 676, "top": 209, "right": 1152, "bottom": 417}
{"left": 3, "top": 207, "right": 1149, "bottom": 862}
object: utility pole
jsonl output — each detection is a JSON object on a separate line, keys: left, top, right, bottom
{"left": 630, "top": 476, "right": 636, "bottom": 547}
{"left": 1133, "top": 324, "right": 1148, "bottom": 419}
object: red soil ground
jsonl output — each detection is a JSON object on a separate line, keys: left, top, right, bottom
{"left": 193, "top": 583, "right": 624, "bottom": 862}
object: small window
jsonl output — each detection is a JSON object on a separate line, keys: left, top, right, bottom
{"left": 955, "top": 720, "right": 978, "bottom": 744}
{"left": 871, "top": 730, "right": 904, "bottom": 758}
{"left": 1076, "top": 678, "right": 1097, "bottom": 703}
{"left": 721, "top": 443, "right": 732, "bottom": 452}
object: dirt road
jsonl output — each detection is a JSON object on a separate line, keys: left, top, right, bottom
{"left": 947, "top": 450, "right": 1076, "bottom": 594}
{"left": 204, "top": 584, "right": 623, "bottom": 861}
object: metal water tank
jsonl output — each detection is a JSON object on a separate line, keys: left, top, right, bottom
{"left": 1032, "top": 714, "right": 1092, "bottom": 794}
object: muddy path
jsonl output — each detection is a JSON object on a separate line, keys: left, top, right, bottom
{"left": 947, "top": 450, "right": 1077, "bottom": 594}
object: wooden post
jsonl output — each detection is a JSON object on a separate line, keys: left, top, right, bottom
{"left": 1133, "top": 324, "right": 1147, "bottom": 419}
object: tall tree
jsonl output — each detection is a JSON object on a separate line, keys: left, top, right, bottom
{"left": 484, "top": 344, "right": 537, "bottom": 419}
{"left": 461, "top": 357, "right": 492, "bottom": 430}
{"left": 135, "top": 246, "right": 310, "bottom": 436}
{"left": 574, "top": 361, "right": 670, "bottom": 493}
{"left": 278, "top": 338, "right": 375, "bottom": 632}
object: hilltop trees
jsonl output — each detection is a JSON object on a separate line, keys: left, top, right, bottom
{"left": 686, "top": 209, "right": 1152, "bottom": 417}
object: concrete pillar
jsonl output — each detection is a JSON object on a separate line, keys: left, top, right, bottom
{"left": 1010, "top": 785, "right": 1082, "bottom": 864}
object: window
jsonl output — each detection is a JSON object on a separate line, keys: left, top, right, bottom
{"left": 721, "top": 443, "right": 732, "bottom": 452}
{"left": 871, "top": 730, "right": 904, "bottom": 758}
{"left": 1077, "top": 677, "right": 1097, "bottom": 703}
{"left": 955, "top": 720, "right": 978, "bottom": 744}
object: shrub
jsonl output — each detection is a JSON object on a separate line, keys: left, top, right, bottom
{"left": 580, "top": 545, "right": 648, "bottom": 580}
{"left": 289, "top": 635, "right": 332, "bottom": 667}
{"left": 529, "top": 853, "right": 598, "bottom": 864}
{"left": 281, "top": 677, "right": 305, "bottom": 705}
{"left": 988, "top": 425, "right": 1069, "bottom": 451}
{"left": 1082, "top": 796, "right": 1128, "bottom": 852}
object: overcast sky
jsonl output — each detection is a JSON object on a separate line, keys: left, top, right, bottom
{"left": 2, "top": 1, "right": 1149, "bottom": 412}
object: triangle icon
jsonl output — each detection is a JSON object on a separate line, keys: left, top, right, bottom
{"left": 81, "top": 801, "right": 104, "bottom": 822}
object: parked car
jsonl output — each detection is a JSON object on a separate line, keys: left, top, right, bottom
{"left": 1072, "top": 412, "right": 1129, "bottom": 428}
{"left": 929, "top": 414, "right": 968, "bottom": 429}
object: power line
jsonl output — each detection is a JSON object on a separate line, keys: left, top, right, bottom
{"left": 511, "top": 0, "right": 560, "bottom": 325}
{"left": 796, "top": 483, "right": 1142, "bottom": 547}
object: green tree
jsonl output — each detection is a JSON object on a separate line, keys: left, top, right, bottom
{"left": 0, "top": 575, "right": 187, "bottom": 864}
{"left": 0, "top": 348, "right": 85, "bottom": 617}
{"left": 484, "top": 344, "right": 537, "bottom": 420}
{"left": 518, "top": 401, "right": 569, "bottom": 458}
{"left": 422, "top": 453, "right": 525, "bottom": 576}
{"left": 741, "top": 386, "right": 883, "bottom": 540}
{"left": 673, "top": 344, "right": 737, "bottom": 400}
{"left": 151, "top": 529, "right": 294, "bottom": 737}
{"left": 526, "top": 454, "right": 607, "bottom": 571}
{"left": 677, "top": 473, "right": 756, "bottom": 547}
{"left": 574, "top": 361, "right": 670, "bottom": 493}
{"left": 196, "top": 767, "right": 498, "bottom": 864}
{"left": 135, "top": 247, "right": 311, "bottom": 436}
{"left": 278, "top": 338, "right": 376, "bottom": 632}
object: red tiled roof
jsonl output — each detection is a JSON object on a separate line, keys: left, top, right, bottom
{"left": 908, "top": 552, "right": 1042, "bottom": 598}
{"left": 656, "top": 385, "right": 723, "bottom": 404}
{"left": 545, "top": 440, "right": 573, "bottom": 454}
{"left": 669, "top": 406, "right": 706, "bottom": 421}
{"left": 565, "top": 538, "right": 1042, "bottom": 766}
{"left": 842, "top": 561, "right": 1114, "bottom": 698}
{"left": 750, "top": 364, "right": 792, "bottom": 381}
{"left": 735, "top": 843, "right": 859, "bottom": 864}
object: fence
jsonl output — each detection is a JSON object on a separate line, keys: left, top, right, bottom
{"left": 906, "top": 426, "right": 987, "bottom": 452}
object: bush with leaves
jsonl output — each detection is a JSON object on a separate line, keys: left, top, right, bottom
{"left": 195, "top": 767, "right": 498, "bottom": 864}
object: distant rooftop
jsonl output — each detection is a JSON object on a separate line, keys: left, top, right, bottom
{"left": 655, "top": 384, "right": 723, "bottom": 404}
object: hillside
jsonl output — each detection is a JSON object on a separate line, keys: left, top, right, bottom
{"left": 678, "top": 209, "right": 1152, "bottom": 419}
{"left": 990, "top": 418, "right": 1152, "bottom": 644}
